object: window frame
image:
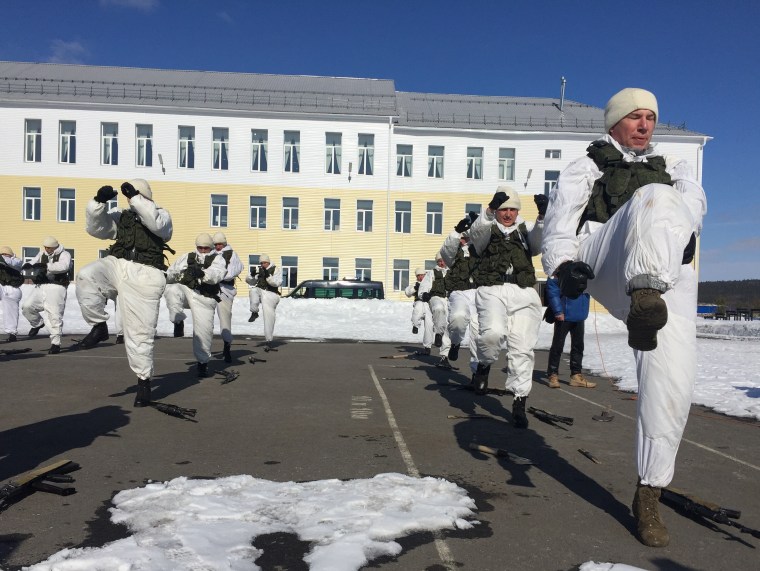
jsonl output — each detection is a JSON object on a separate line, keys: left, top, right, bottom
{"left": 325, "top": 132, "right": 342, "bottom": 175}
{"left": 281, "top": 255, "right": 298, "bottom": 289}
{"left": 212, "top": 127, "right": 229, "bottom": 171}
{"left": 136, "top": 124, "right": 153, "bottom": 167}
{"left": 282, "top": 197, "right": 299, "bottom": 230}
{"left": 394, "top": 200, "right": 411, "bottom": 233}
{"left": 355, "top": 257, "right": 372, "bottom": 281}
{"left": 57, "top": 188, "right": 76, "bottom": 223}
{"left": 251, "top": 129, "right": 268, "bottom": 172}
{"left": 210, "top": 194, "right": 228, "bottom": 228}
{"left": 283, "top": 130, "right": 300, "bottom": 173}
{"left": 357, "top": 134, "right": 374, "bottom": 176}
{"left": 249, "top": 195, "right": 267, "bottom": 229}
{"left": 101, "top": 122, "right": 119, "bottom": 166}
{"left": 544, "top": 170, "right": 561, "bottom": 194}
{"left": 426, "top": 202, "right": 443, "bottom": 235}
{"left": 324, "top": 198, "right": 341, "bottom": 231}
{"left": 545, "top": 149, "right": 561, "bottom": 159}
{"left": 23, "top": 187, "right": 42, "bottom": 221}
{"left": 466, "top": 147, "right": 483, "bottom": 180}
{"left": 427, "top": 145, "right": 444, "bottom": 178}
{"left": 396, "top": 144, "right": 413, "bottom": 177}
{"left": 178, "top": 126, "right": 195, "bottom": 169}
{"left": 498, "top": 147, "right": 515, "bottom": 181}
{"left": 25, "top": 119, "right": 42, "bottom": 163}
{"left": 59, "top": 120, "right": 76, "bottom": 164}
{"left": 322, "top": 257, "right": 339, "bottom": 280}
{"left": 393, "top": 259, "right": 410, "bottom": 291}
{"left": 356, "top": 199, "right": 373, "bottom": 232}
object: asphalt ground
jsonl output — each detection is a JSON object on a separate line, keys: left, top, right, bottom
{"left": 1, "top": 334, "right": 759, "bottom": 571}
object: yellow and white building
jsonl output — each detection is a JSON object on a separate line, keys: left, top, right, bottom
{"left": 0, "top": 61, "right": 710, "bottom": 299}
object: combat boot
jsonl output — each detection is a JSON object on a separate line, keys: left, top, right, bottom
{"left": 134, "top": 378, "right": 151, "bottom": 407}
{"left": 512, "top": 396, "right": 529, "bottom": 428}
{"left": 197, "top": 362, "right": 209, "bottom": 378}
{"left": 448, "top": 343, "right": 460, "bottom": 361}
{"left": 627, "top": 288, "right": 668, "bottom": 351}
{"left": 248, "top": 311, "right": 258, "bottom": 323}
{"left": 223, "top": 341, "right": 232, "bottom": 363}
{"left": 434, "top": 333, "right": 443, "bottom": 348}
{"left": 48, "top": 344, "right": 60, "bottom": 355}
{"left": 412, "top": 326, "right": 418, "bottom": 334}
{"left": 632, "top": 482, "right": 670, "bottom": 547}
{"left": 6, "top": 333, "right": 17, "bottom": 343}
{"left": 28, "top": 325, "right": 42, "bottom": 338}
{"left": 548, "top": 373, "right": 560, "bottom": 389}
{"left": 79, "top": 322, "right": 109, "bottom": 349}
{"left": 173, "top": 321, "right": 184, "bottom": 338}
{"left": 115, "top": 334, "right": 124, "bottom": 344}
{"left": 569, "top": 373, "right": 596, "bottom": 388}
{"left": 471, "top": 363, "right": 491, "bottom": 395}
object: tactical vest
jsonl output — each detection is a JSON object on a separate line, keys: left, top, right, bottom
{"left": 473, "top": 222, "right": 536, "bottom": 288}
{"left": 107, "top": 209, "right": 174, "bottom": 270}
{"left": 580, "top": 141, "right": 673, "bottom": 229}
{"left": 0, "top": 259, "right": 24, "bottom": 288}
{"left": 40, "top": 252, "right": 70, "bottom": 287}
{"left": 429, "top": 268, "right": 447, "bottom": 298}
{"left": 256, "top": 265, "right": 281, "bottom": 295}
{"left": 180, "top": 252, "right": 221, "bottom": 300}
{"left": 444, "top": 245, "right": 479, "bottom": 293}
{"left": 219, "top": 250, "right": 235, "bottom": 286}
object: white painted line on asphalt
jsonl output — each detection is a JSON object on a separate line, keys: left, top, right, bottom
{"left": 368, "top": 365, "right": 457, "bottom": 571}
{"left": 560, "top": 389, "right": 760, "bottom": 472}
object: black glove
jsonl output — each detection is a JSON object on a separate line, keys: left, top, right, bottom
{"left": 682, "top": 232, "right": 696, "bottom": 265}
{"left": 533, "top": 194, "right": 549, "bottom": 216}
{"left": 120, "top": 181, "right": 139, "bottom": 199}
{"left": 187, "top": 266, "right": 205, "bottom": 281}
{"left": 250, "top": 266, "right": 258, "bottom": 277}
{"left": 488, "top": 191, "right": 508, "bottom": 211}
{"left": 421, "top": 292, "right": 431, "bottom": 302}
{"left": 556, "top": 261, "right": 595, "bottom": 299}
{"left": 95, "top": 185, "right": 117, "bottom": 204}
{"left": 454, "top": 211, "right": 479, "bottom": 233}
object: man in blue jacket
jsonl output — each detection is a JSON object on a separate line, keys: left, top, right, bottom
{"left": 545, "top": 276, "right": 595, "bottom": 389}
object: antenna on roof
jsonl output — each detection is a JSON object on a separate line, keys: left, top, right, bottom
{"left": 559, "top": 76, "right": 566, "bottom": 112}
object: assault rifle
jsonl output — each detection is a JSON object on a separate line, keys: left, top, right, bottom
{"left": 661, "top": 487, "right": 760, "bottom": 539}
{"left": 528, "top": 407, "right": 574, "bottom": 426}
{"left": 0, "top": 459, "right": 80, "bottom": 512}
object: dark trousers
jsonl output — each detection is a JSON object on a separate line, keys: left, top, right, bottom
{"left": 547, "top": 320, "right": 585, "bottom": 375}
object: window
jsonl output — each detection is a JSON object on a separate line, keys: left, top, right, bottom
{"left": 211, "top": 194, "right": 228, "bottom": 227}
{"left": 283, "top": 197, "right": 299, "bottom": 230}
{"left": 58, "top": 188, "right": 75, "bottom": 222}
{"left": 355, "top": 258, "right": 372, "bottom": 281}
{"left": 393, "top": 259, "right": 410, "bottom": 291}
{"left": 499, "top": 147, "right": 515, "bottom": 181}
{"left": 178, "top": 126, "right": 195, "bottom": 169}
{"left": 395, "top": 201, "right": 411, "bottom": 233}
{"left": 545, "top": 149, "right": 561, "bottom": 159}
{"left": 356, "top": 199, "right": 373, "bottom": 232}
{"left": 23, "top": 187, "right": 41, "bottom": 221}
{"left": 325, "top": 132, "right": 342, "bottom": 174}
{"left": 323, "top": 257, "right": 339, "bottom": 280}
{"left": 428, "top": 145, "right": 444, "bottom": 178}
{"left": 22, "top": 247, "right": 39, "bottom": 265}
{"left": 545, "top": 170, "right": 560, "bottom": 194}
{"left": 212, "top": 127, "right": 229, "bottom": 170}
{"left": 251, "top": 129, "right": 268, "bottom": 172}
{"left": 248, "top": 254, "right": 262, "bottom": 276}
{"left": 59, "top": 120, "right": 76, "bottom": 164}
{"left": 466, "top": 147, "right": 483, "bottom": 180}
{"left": 426, "top": 202, "right": 443, "bottom": 235}
{"left": 101, "top": 122, "right": 119, "bottom": 165}
{"left": 358, "top": 134, "right": 374, "bottom": 175}
{"left": 284, "top": 130, "right": 300, "bottom": 173}
{"left": 281, "top": 256, "right": 298, "bottom": 288}
{"left": 465, "top": 202, "right": 482, "bottom": 216}
{"left": 324, "top": 198, "right": 341, "bottom": 231}
{"left": 250, "top": 196, "right": 267, "bottom": 229}
{"left": 396, "top": 144, "right": 412, "bottom": 177}
{"left": 107, "top": 197, "right": 118, "bottom": 211}
{"left": 25, "top": 119, "right": 41, "bottom": 162}
{"left": 136, "top": 124, "right": 153, "bottom": 167}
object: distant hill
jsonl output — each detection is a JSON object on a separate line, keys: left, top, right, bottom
{"left": 698, "top": 279, "right": 760, "bottom": 310}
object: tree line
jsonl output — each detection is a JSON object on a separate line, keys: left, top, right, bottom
{"left": 698, "top": 279, "right": 760, "bottom": 310}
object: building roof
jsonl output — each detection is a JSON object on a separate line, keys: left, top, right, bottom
{"left": 0, "top": 61, "right": 705, "bottom": 136}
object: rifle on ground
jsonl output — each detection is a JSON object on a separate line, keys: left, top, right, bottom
{"left": 0, "top": 459, "right": 80, "bottom": 512}
{"left": 661, "top": 487, "right": 760, "bottom": 539}
{"left": 528, "top": 407, "right": 574, "bottom": 426}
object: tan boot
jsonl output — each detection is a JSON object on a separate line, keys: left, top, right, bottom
{"left": 548, "top": 373, "right": 560, "bottom": 389}
{"left": 569, "top": 373, "right": 596, "bottom": 388}
{"left": 632, "top": 483, "right": 670, "bottom": 547}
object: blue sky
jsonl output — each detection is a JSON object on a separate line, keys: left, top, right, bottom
{"left": 2, "top": 0, "right": 758, "bottom": 282}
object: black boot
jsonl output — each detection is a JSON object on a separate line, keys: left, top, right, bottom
{"left": 512, "top": 396, "right": 529, "bottom": 429}
{"left": 412, "top": 326, "right": 418, "bottom": 334}
{"left": 48, "top": 344, "right": 60, "bottom": 354}
{"left": 448, "top": 343, "right": 460, "bottom": 361}
{"left": 434, "top": 333, "right": 443, "bottom": 347}
{"left": 248, "top": 312, "right": 258, "bottom": 323}
{"left": 115, "top": 334, "right": 124, "bottom": 344}
{"left": 173, "top": 321, "right": 184, "bottom": 338}
{"left": 223, "top": 341, "right": 232, "bottom": 363}
{"left": 471, "top": 363, "right": 491, "bottom": 395}
{"left": 79, "top": 322, "right": 109, "bottom": 349}
{"left": 28, "top": 325, "right": 42, "bottom": 338}
{"left": 197, "top": 362, "right": 209, "bottom": 378}
{"left": 134, "top": 378, "right": 151, "bottom": 407}
{"left": 6, "top": 333, "right": 17, "bottom": 343}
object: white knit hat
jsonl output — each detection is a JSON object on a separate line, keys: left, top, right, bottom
{"left": 496, "top": 186, "right": 522, "bottom": 210}
{"left": 127, "top": 178, "right": 153, "bottom": 200}
{"left": 259, "top": 254, "right": 271, "bottom": 264}
{"left": 415, "top": 267, "right": 426, "bottom": 276}
{"left": 435, "top": 252, "right": 443, "bottom": 261}
{"left": 42, "top": 236, "right": 59, "bottom": 248}
{"left": 195, "top": 233, "right": 213, "bottom": 248}
{"left": 604, "top": 88, "right": 658, "bottom": 132}
{"left": 0, "top": 245, "right": 14, "bottom": 257}
{"left": 212, "top": 232, "right": 227, "bottom": 245}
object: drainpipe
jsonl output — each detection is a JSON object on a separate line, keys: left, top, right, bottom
{"left": 386, "top": 115, "right": 392, "bottom": 292}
